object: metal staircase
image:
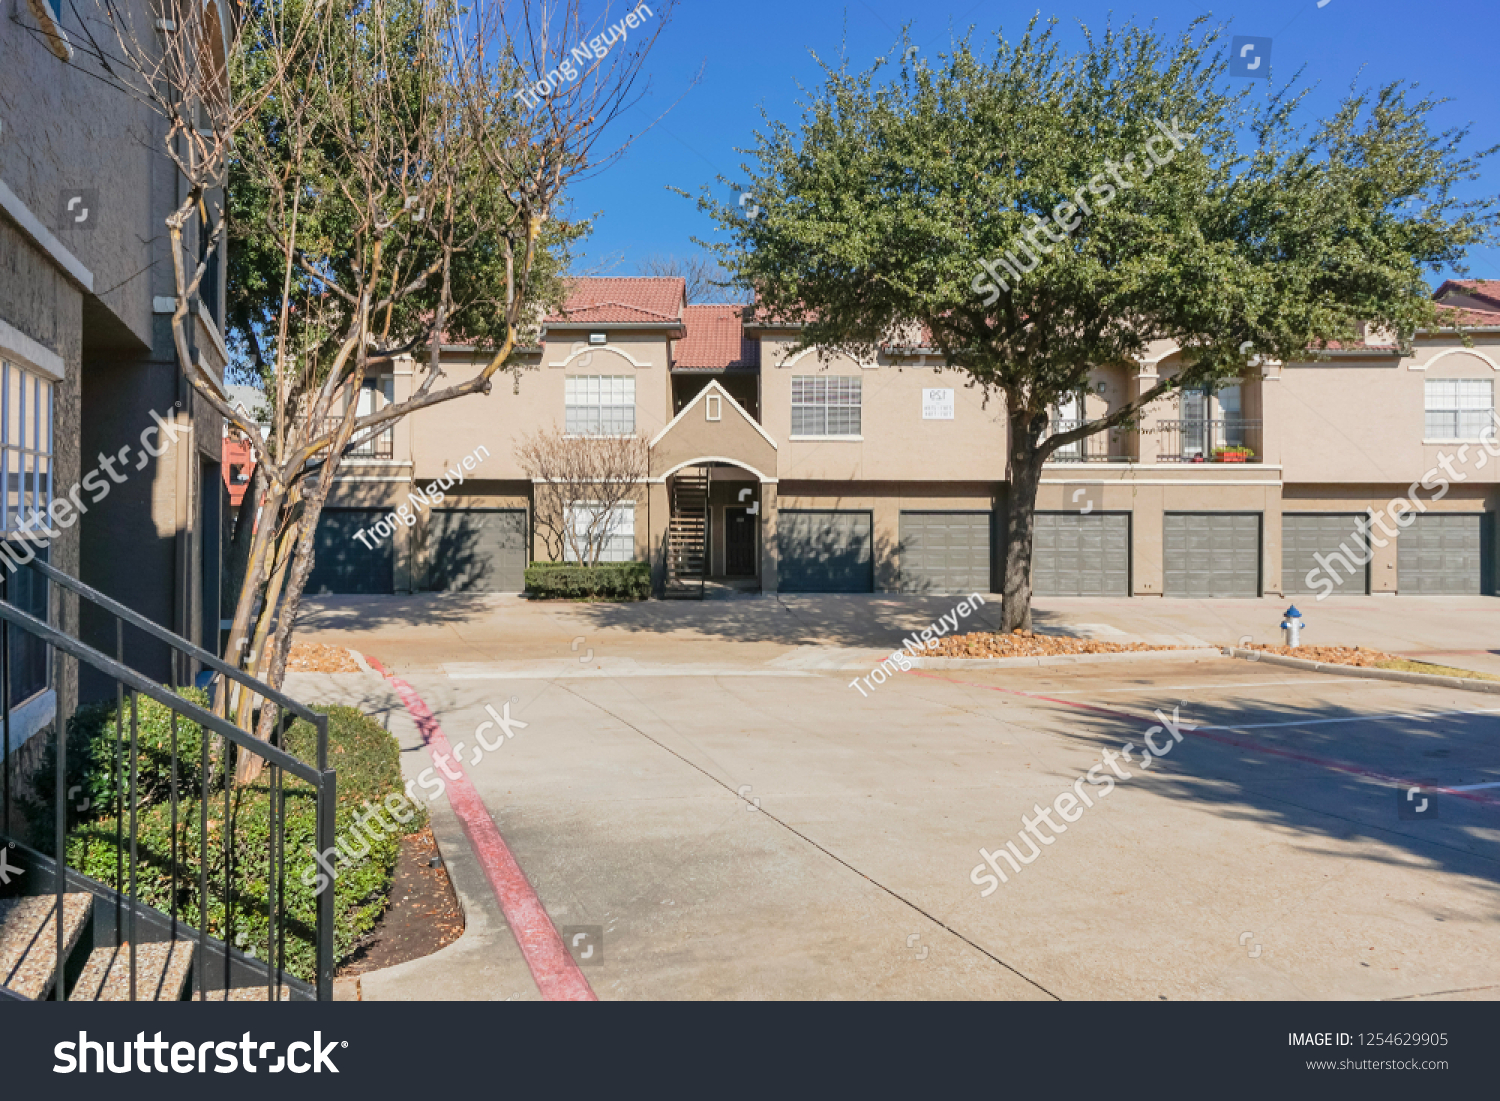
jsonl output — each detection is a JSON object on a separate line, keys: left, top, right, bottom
{"left": 0, "top": 556, "right": 334, "bottom": 1001}
{"left": 664, "top": 468, "right": 709, "bottom": 599}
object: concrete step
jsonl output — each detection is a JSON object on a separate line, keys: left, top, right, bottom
{"left": 71, "top": 940, "right": 195, "bottom": 1002}
{"left": 194, "top": 983, "right": 296, "bottom": 1001}
{"left": 0, "top": 893, "right": 93, "bottom": 1000}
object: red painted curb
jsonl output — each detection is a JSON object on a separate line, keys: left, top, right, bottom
{"left": 911, "top": 670, "right": 1500, "bottom": 808}
{"left": 366, "top": 656, "right": 597, "bottom": 1001}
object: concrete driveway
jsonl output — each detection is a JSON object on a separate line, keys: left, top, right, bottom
{"left": 288, "top": 593, "right": 1500, "bottom": 1000}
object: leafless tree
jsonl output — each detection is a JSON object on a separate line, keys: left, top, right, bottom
{"left": 636, "top": 253, "right": 748, "bottom": 304}
{"left": 516, "top": 428, "right": 647, "bottom": 565}
{"left": 78, "top": 0, "right": 677, "bottom": 775}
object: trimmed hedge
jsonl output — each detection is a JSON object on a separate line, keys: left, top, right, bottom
{"left": 525, "top": 560, "right": 650, "bottom": 601}
{"left": 27, "top": 692, "right": 423, "bottom": 981}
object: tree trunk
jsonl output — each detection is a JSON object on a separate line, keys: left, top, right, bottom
{"left": 1001, "top": 405, "right": 1049, "bottom": 633}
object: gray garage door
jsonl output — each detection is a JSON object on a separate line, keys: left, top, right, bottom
{"left": 428, "top": 509, "right": 528, "bottom": 592}
{"left": 899, "top": 512, "right": 992, "bottom": 593}
{"left": 1398, "top": 513, "right": 1490, "bottom": 594}
{"left": 306, "top": 509, "right": 394, "bottom": 595}
{"left": 1164, "top": 513, "right": 1261, "bottom": 598}
{"left": 1033, "top": 513, "right": 1130, "bottom": 596}
{"left": 778, "top": 510, "right": 873, "bottom": 593}
{"left": 1283, "top": 514, "right": 1368, "bottom": 595}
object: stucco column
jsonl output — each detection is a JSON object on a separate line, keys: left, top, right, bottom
{"left": 648, "top": 480, "right": 670, "bottom": 594}
{"left": 760, "top": 483, "right": 778, "bottom": 593}
{"left": 1132, "top": 366, "right": 1162, "bottom": 464}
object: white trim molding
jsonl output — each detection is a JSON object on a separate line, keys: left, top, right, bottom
{"left": 650, "top": 456, "right": 778, "bottom": 484}
{"left": 550, "top": 343, "right": 651, "bottom": 370}
{"left": 2, "top": 689, "right": 56, "bottom": 758}
{"left": 648, "top": 379, "right": 779, "bottom": 452}
{"left": 0, "top": 179, "right": 94, "bottom": 291}
{"left": 195, "top": 355, "right": 229, "bottom": 400}
{"left": 197, "top": 301, "right": 231, "bottom": 364}
{"left": 0, "top": 317, "right": 66, "bottom": 380}
{"left": 1409, "top": 347, "right": 1500, "bottom": 372}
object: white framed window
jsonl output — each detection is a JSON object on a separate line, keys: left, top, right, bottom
{"left": 791, "top": 376, "right": 861, "bottom": 437}
{"left": 565, "top": 376, "right": 635, "bottom": 436}
{"left": 564, "top": 501, "right": 635, "bottom": 563}
{"left": 2, "top": 359, "right": 54, "bottom": 536}
{"left": 1425, "top": 379, "right": 1494, "bottom": 440}
{"left": 706, "top": 394, "right": 722, "bottom": 421}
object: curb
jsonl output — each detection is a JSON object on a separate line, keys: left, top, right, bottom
{"left": 347, "top": 647, "right": 377, "bottom": 675}
{"left": 910, "top": 647, "right": 1224, "bottom": 670}
{"left": 1223, "top": 647, "right": 1500, "bottom": 695}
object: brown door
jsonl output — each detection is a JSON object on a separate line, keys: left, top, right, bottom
{"left": 725, "top": 507, "right": 757, "bottom": 577}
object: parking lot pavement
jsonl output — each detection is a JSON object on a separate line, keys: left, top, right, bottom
{"left": 349, "top": 654, "right": 1500, "bottom": 1001}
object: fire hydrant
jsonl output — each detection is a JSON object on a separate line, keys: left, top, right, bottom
{"left": 1281, "top": 605, "right": 1304, "bottom": 648}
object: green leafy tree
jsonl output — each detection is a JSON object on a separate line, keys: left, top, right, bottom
{"left": 707, "top": 17, "right": 1497, "bottom": 628}
{"left": 84, "top": 0, "right": 675, "bottom": 770}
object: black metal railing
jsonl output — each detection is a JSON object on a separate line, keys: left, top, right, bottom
{"left": 0, "top": 556, "right": 334, "bottom": 1002}
{"left": 1154, "top": 418, "right": 1262, "bottom": 463}
{"left": 1045, "top": 419, "right": 1133, "bottom": 462}
{"left": 322, "top": 416, "right": 393, "bottom": 460}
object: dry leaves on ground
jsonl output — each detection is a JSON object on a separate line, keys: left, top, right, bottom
{"left": 285, "top": 641, "right": 361, "bottom": 673}
{"left": 924, "top": 630, "right": 1189, "bottom": 659}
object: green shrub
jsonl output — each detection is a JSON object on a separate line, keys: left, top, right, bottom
{"left": 31, "top": 696, "right": 423, "bottom": 982}
{"left": 525, "top": 560, "right": 650, "bottom": 601}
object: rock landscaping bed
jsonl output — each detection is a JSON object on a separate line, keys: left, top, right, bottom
{"left": 287, "top": 641, "right": 362, "bottom": 673}
{"left": 1243, "top": 643, "right": 1499, "bottom": 682}
{"left": 924, "top": 629, "right": 1190, "bottom": 659}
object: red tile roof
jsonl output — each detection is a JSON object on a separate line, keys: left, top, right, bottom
{"left": 1432, "top": 280, "right": 1500, "bottom": 328}
{"left": 673, "top": 305, "right": 759, "bottom": 370}
{"left": 545, "top": 277, "right": 685, "bottom": 325}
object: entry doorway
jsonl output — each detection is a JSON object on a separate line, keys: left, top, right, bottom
{"left": 725, "top": 506, "right": 758, "bottom": 577}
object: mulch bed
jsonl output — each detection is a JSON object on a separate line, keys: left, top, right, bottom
{"left": 337, "top": 826, "right": 465, "bottom": 976}
{"left": 923, "top": 629, "right": 1190, "bottom": 659}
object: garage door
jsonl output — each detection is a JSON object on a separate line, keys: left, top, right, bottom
{"left": 306, "top": 509, "right": 394, "bottom": 595}
{"left": 1033, "top": 513, "right": 1130, "bottom": 596}
{"left": 1164, "top": 513, "right": 1261, "bottom": 598}
{"left": 1398, "top": 513, "right": 1490, "bottom": 594}
{"left": 427, "top": 509, "right": 528, "bottom": 592}
{"left": 899, "top": 512, "right": 991, "bottom": 593}
{"left": 1283, "top": 514, "right": 1368, "bottom": 595}
{"left": 778, "top": 510, "right": 873, "bottom": 593}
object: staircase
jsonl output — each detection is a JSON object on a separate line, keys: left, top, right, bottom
{"left": 0, "top": 844, "right": 305, "bottom": 1001}
{"left": 664, "top": 469, "right": 709, "bottom": 599}
{"left": 0, "top": 557, "right": 334, "bottom": 1001}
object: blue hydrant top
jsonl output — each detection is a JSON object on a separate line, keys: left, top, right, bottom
{"left": 1283, "top": 605, "right": 1302, "bottom": 619}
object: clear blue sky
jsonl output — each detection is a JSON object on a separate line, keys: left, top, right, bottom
{"left": 561, "top": 0, "right": 1500, "bottom": 288}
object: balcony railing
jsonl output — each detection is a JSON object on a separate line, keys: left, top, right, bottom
{"left": 323, "top": 417, "right": 393, "bottom": 460}
{"left": 1154, "top": 418, "right": 1263, "bottom": 463}
{"left": 1045, "top": 420, "right": 1133, "bottom": 462}
{"left": 1, "top": 555, "right": 334, "bottom": 1002}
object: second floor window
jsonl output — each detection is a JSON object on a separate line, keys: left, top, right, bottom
{"left": 566, "top": 376, "right": 635, "bottom": 436}
{"left": 791, "top": 376, "right": 861, "bottom": 437}
{"left": 1425, "top": 379, "right": 1494, "bottom": 440}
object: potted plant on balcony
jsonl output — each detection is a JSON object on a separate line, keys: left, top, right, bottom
{"left": 1211, "top": 445, "right": 1255, "bottom": 463}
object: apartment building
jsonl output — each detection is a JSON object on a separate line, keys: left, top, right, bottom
{"left": 0, "top": 0, "right": 230, "bottom": 727}
{"left": 309, "top": 277, "right": 1500, "bottom": 600}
